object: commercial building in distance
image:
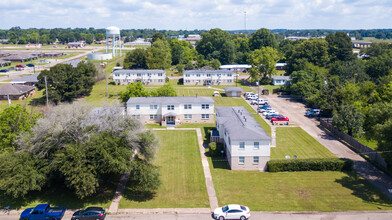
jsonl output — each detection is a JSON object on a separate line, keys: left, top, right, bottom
{"left": 113, "top": 69, "right": 165, "bottom": 85}
{"left": 183, "top": 70, "right": 234, "bottom": 86}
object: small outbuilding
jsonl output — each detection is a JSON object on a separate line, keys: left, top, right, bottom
{"left": 271, "top": 76, "right": 291, "bottom": 86}
{"left": 223, "top": 87, "right": 244, "bottom": 97}
{"left": 11, "top": 73, "right": 39, "bottom": 86}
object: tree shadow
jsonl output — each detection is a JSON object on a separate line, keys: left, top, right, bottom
{"left": 335, "top": 172, "right": 392, "bottom": 206}
{"left": 28, "top": 96, "right": 47, "bottom": 106}
{"left": 210, "top": 157, "right": 230, "bottom": 170}
{"left": 121, "top": 188, "right": 156, "bottom": 202}
{"left": 0, "top": 174, "right": 119, "bottom": 210}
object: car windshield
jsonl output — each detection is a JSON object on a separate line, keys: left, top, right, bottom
{"left": 222, "top": 206, "right": 229, "bottom": 212}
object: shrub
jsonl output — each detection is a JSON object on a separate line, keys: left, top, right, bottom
{"left": 209, "top": 142, "right": 224, "bottom": 157}
{"left": 268, "top": 158, "right": 353, "bottom": 172}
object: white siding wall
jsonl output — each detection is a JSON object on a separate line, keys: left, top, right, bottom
{"left": 113, "top": 72, "right": 165, "bottom": 84}
{"left": 127, "top": 103, "right": 214, "bottom": 117}
{"left": 229, "top": 140, "right": 270, "bottom": 157}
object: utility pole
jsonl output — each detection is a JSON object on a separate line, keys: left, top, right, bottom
{"left": 244, "top": 11, "right": 247, "bottom": 34}
{"left": 105, "top": 71, "right": 108, "bottom": 105}
{"left": 45, "top": 76, "right": 49, "bottom": 108}
{"left": 257, "top": 74, "right": 260, "bottom": 112}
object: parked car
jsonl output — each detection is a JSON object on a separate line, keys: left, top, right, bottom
{"left": 213, "top": 204, "right": 250, "bottom": 220}
{"left": 20, "top": 204, "right": 66, "bottom": 220}
{"left": 0, "top": 69, "right": 9, "bottom": 72}
{"left": 259, "top": 107, "right": 272, "bottom": 113}
{"left": 271, "top": 115, "right": 290, "bottom": 122}
{"left": 263, "top": 110, "right": 278, "bottom": 116}
{"left": 26, "top": 63, "right": 35, "bottom": 67}
{"left": 251, "top": 99, "right": 268, "bottom": 105}
{"left": 265, "top": 113, "right": 280, "bottom": 119}
{"left": 71, "top": 207, "right": 106, "bottom": 220}
{"left": 305, "top": 109, "right": 321, "bottom": 117}
{"left": 16, "top": 64, "right": 26, "bottom": 68}
{"left": 246, "top": 95, "right": 258, "bottom": 100}
{"left": 15, "top": 67, "right": 24, "bottom": 71}
{"left": 244, "top": 92, "right": 254, "bottom": 97}
{"left": 258, "top": 105, "right": 271, "bottom": 112}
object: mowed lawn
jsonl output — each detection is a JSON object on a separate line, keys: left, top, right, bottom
{"left": 209, "top": 160, "right": 392, "bottom": 211}
{"left": 272, "top": 127, "right": 336, "bottom": 160}
{"left": 119, "top": 130, "right": 209, "bottom": 208}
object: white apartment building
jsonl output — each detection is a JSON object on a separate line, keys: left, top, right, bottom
{"left": 183, "top": 70, "right": 234, "bottom": 86}
{"left": 215, "top": 106, "right": 272, "bottom": 171}
{"left": 113, "top": 69, "right": 165, "bottom": 85}
{"left": 126, "top": 96, "right": 214, "bottom": 126}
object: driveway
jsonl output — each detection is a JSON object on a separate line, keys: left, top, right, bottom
{"left": 263, "top": 94, "right": 392, "bottom": 199}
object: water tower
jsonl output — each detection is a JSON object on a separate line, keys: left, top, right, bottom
{"left": 105, "top": 26, "right": 122, "bottom": 57}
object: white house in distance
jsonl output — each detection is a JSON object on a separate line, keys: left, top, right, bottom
{"left": 183, "top": 70, "right": 234, "bottom": 86}
{"left": 126, "top": 96, "right": 214, "bottom": 126}
{"left": 271, "top": 76, "right": 291, "bottom": 86}
{"left": 214, "top": 106, "right": 272, "bottom": 171}
{"left": 219, "top": 64, "right": 252, "bottom": 72}
{"left": 113, "top": 69, "right": 166, "bottom": 85}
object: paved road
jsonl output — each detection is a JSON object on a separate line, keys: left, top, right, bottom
{"left": 0, "top": 49, "right": 96, "bottom": 83}
{"left": 262, "top": 93, "right": 392, "bottom": 199}
{"left": 2, "top": 211, "right": 392, "bottom": 220}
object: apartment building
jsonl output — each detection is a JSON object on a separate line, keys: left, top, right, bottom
{"left": 183, "top": 70, "right": 234, "bottom": 86}
{"left": 113, "top": 69, "right": 165, "bottom": 85}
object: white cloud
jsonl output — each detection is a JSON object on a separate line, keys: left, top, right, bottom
{"left": 0, "top": 0, "right": 391, "bottom": 29}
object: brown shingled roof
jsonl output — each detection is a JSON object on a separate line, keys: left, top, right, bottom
{"left": 0, "top": 84, "right": 35, "bottom": 96}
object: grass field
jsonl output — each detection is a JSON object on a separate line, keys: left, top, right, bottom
{"left": 208, "top": 158, "right": 392, "bottom": 211}
{"left": 119, "top": 130, "right": 209, "bottom": 208}
{"left": 271, "top": 127, "right": 336, "bottom": 160}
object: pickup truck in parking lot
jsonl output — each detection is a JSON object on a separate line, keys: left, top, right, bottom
{"left": 20, "top": 204, "right": 66, "bottom": 220}
{"left": 251, "top": 99, "right": 269, "bottom": 105}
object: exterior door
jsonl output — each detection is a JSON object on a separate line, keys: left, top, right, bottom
{"left": 167, "top": 116, "right": 175, "bottom": 124}
{"left": 232, "top": 91, "right": 237, "bottom": 96}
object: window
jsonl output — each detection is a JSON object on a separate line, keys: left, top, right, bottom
{"left": 185, "top": 80, "right": 190, "bottom": 83}
{"left": 207, "top": 74, "right": 211, "bottom": 77}
{"left": 196, "top": 74, "right": 201, "bottom": 77}
{"left": 136, "top": 105, "right": 140, "bottom": 110}
{"left": 184, "top": 104, "right": 192, "bottom": 109}
{"left": 147, "top": 73, "right": 151, "bottom": 76}
{"left": 202, "top": 114, "right": 209, "bottom": 119}
{"left": 254, "top": 142, "right": 259, "bottom": 150}
{"left": 239, "top": 142, "right": 245, "bottom": 150}
{"left": 158, "top": 79, "right": 163, "bottom": 82}
{"left": 184, "top": 114, "right": 192, "bottom": 119}
{"left": 150, "top": 105, "right": 158, "bottom": 109}
{"left": 202, "top": 104, "right": 209, "bottom": 109}
{"left": 228, "top": 79, "right": 232, "bottom": 83}
{"left": 228, "top": 73, "right": 232, "bottom": 77}
{"left": 150, "top": 114, "right": 157, "bottom": 120}
{"left": 185, "top": 74, "right": 190, "bottom": 77}
{"left": 253, "top": 156, "right": 259, "bottom": 164}
{"left": 239, "top": 157, "right": 245, "bottom": 164}
{"left": 115, "top": 73, "right": 119, "bottom": 77}
{"left": 167, "top": 105, "right": 174, "bottom": 110}
{"left": 137, "top": 73, "right": 142, "bottom": 77}
{"left": 217, "top": 74, "right": 221, "bottom": 77}
{"left": 158, "top": 73, "right": 163, "bottom": 76}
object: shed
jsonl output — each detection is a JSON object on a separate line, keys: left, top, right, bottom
{"left": 271, "top": 76, "right": 291, "bottom": 86}
{"left": 223, "top": 87, "right": 243, "bottom": 97}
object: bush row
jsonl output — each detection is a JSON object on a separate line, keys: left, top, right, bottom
{"left": 267, "top": 158, "right": 354, "bottom": 172}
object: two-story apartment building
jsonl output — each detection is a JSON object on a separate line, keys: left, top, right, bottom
{"left": 183, "top": 70, "right": 234, "bottom": 86}
{"left": 215, "top": 106, "right": 272, "bottom": 171}
{"left": 113, "top": 69, "right": 166, "bottom": 85}
{"left": 126, "top": 96, "right": 214, "bottom": 126}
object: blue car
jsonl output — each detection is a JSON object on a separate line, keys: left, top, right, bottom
{"left": 0, "top": 69, "right": 9, "bottom": 72}
{"left": 20, "top": 204, "right": 66, "bottom": 220}
{"left": 27, "top": 63, "right": 35, "bottom": 67}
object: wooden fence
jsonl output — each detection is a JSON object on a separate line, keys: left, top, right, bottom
{"left": 320, "top": 118, "right": 387, "bottom": 168}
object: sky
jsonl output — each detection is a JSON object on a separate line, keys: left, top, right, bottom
{"left": 1, "top": 0, "right": 392, "bottom": 30}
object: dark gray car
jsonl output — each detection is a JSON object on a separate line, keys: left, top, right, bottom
{"left": 71, "top": 207, "right": 106, "bottom": 220}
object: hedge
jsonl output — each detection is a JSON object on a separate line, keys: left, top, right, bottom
{"left": 267, "top": 158, "right": 353, "bottom": 172}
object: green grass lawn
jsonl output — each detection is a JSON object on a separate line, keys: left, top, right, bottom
{"left": 209, "top": 159, "right": 392, "bottom": 211}
{"left": 119, "top": 130, "right": 209, "bottom": 208}
{"left": 0, "top": 176, "right": 118, "bottom": 210}
{"left": 145, "top": 123, "right": 165, "bottom": 129}
{"left": 272, "top": 127, "right": 336, "bottom": 160}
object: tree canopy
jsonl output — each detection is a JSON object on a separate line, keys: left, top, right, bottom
{"left": 37, "top": 62, "right": 97, "bottom": 104}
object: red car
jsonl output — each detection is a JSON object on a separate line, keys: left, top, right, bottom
{"left": 271, "top": 115, "right": 289, "bottom": 122}
{"left": 16, "top": 64, "right": 26, "bottom": 68}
